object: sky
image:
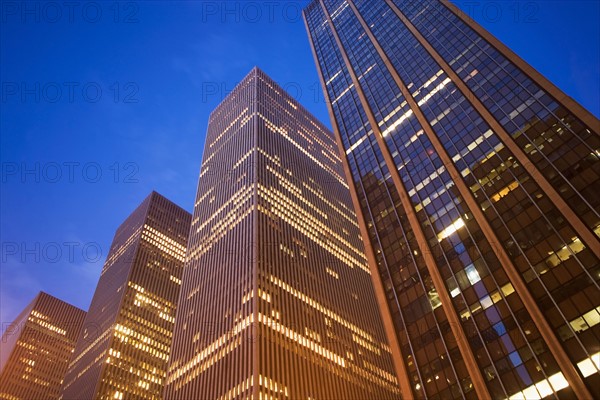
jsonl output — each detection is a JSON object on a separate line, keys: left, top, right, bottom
{"left": 1, "top": 0, "right": 599, "bottom": 332}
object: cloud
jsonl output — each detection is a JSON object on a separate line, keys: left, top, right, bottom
{"left": 0, "top": 244, "right": 103, "bottom": 332}
{"left": 0, "top": 259, "right": 41, "bottom": 333}
{"left": 171, "top": 33, "right": 257, "bottom": 86}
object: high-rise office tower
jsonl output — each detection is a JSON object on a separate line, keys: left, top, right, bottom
{"left": 304, "top": 1, "right": 600, "bottom": 399}
{"left": 0, "top": 291, "right": 86, "bottom": 400}
{"left": 164, "top": 68, "right": 400, "bottom": 399}
{"left": 60, "top": 192, "right": 191, "bottom": 400}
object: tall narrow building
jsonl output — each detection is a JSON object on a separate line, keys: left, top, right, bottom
{"left": 304, "top": 1, "right": 600, "bottom": 399}
{"left": 0, "top": 292, "right": 86, "bottom": 400}
{"left": 164, "top": 68, "right": 400, "bottom": 399}
{"left": 60, "top": 192, "right": 191, "bottom": 400}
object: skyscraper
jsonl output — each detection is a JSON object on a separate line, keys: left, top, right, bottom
{"left": 0, "top": 291, "right": 86, "bottom": 400}
{"left": 304, "top": 1, "right": 600, "bottom": 399}
{"left": 60, "top": 192, "right": 191, "bottom": 400}
{"left": 164, "top": 67, "right": 400, "bottom": 399}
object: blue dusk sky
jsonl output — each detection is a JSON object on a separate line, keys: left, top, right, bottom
{"left": 1, "top": 1, "right": 599, "bottom": 330}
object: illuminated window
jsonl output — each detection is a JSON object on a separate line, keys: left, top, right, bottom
{"left": 465, "top": 265, "right": 481, "bottom": 285}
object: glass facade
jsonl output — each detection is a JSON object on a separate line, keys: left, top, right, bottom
{"left": 303, "top": 1, "right": 600, "bottom": 399}
{"left": 0, "top": 292, "right": 86, "bottom": 400}
{"left": 164, "top": 68, "right": 400, "bottom": 399}
{"left": 59, "top": 192, "right": 191, "bottom": 400}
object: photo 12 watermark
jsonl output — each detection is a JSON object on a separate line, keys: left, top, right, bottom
{"left": 1, "top": 1, "right": 140, "bottom": 24}
{"left": 1, "top": 241, "right": 103, "bottom": 264}
{"left": 1, "top": 162, "right": 140, "bottom": 184}
{"left": 454, "top": 1, "right": 540, "bottom": 23}
{"left": 2, "top": 320, "right": 102, "bottom": 344}
{"left": 199, "top": 1, "right": 306, "bottom": 24}
{"left": 1, "top": 81, "right": 139, "bottom": 104}
{"left": 200, "top": 80, "right": 324, "bottom": 104}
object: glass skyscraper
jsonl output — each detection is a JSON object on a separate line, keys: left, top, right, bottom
{"left": 304, "top": 1, "right": 600, "bottom": 399}
{"left": 60, "top": 192, "right": 191, "bottom": 400}
{"left": 164, "top": 68, "right": 400, "bottom": 399}
{"left": 0, "top": 292, "right": 86, "bottom": 400}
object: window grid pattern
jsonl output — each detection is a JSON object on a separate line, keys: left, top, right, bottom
{"left": 306, "top": 3, "right": 472, "bottom": 399}
{"left": 395, "top": 0, "right": 600, "bottom": 236}
{"left": 0, "top": 292, "right": 86, "bottom": 400}
{"left": 304, "top": 0, "right": 600, "bottom": 398}
{"left": 353, "top": 0, "right": 574, "bottom": 397}
{"left": 60, "top": 192, "right": 191, "bottom": 400}
{"left": 164, "top": 68, "right": 400, "bottom": 399}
